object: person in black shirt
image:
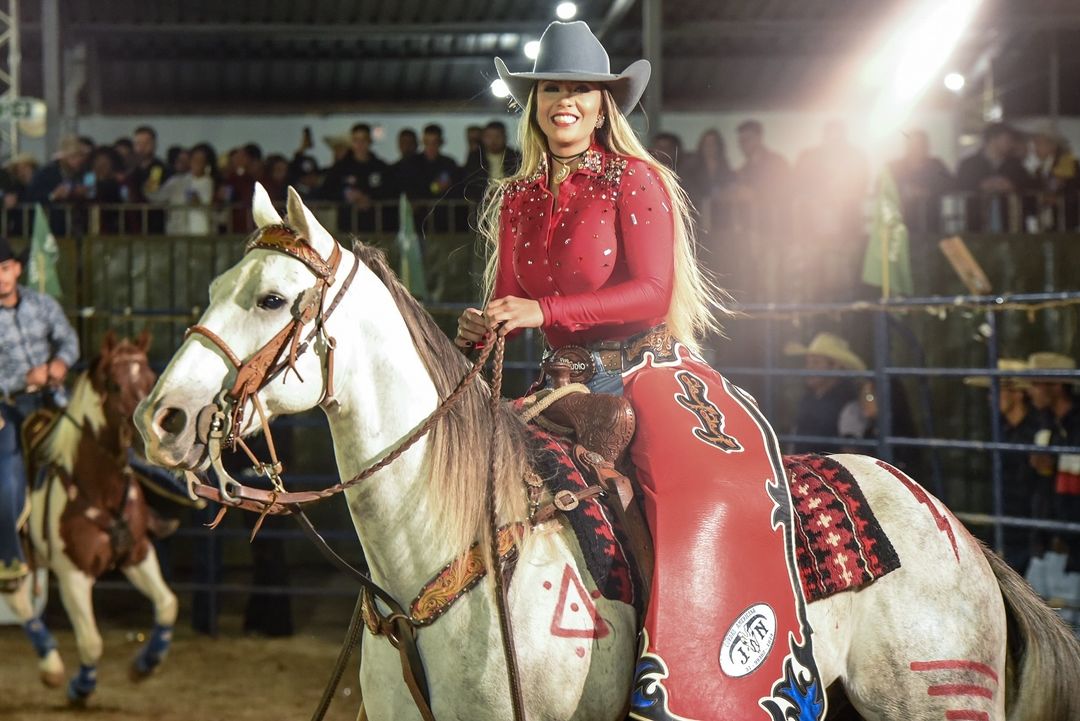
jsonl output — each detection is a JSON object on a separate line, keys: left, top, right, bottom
{"left": 398, "top": 124, "right": 460, "bottom": 204}
{"left": 27, "top": 134, "right": 90, "bottom": 235}
{"left": 956, "top": 123, "right": 1034, "bottom": 232}
{"left": 463, "top": 121, "right": 521, "bottom": 204}
{"left": 1027, "top": 353, "right": 1080, "bottom": 526}
{"left": 784, "top": 333, "right": 866, "bottom": 454}
{"left": 389, "top": 128, "right": 419, "bottom": 196}
{"left": 320, "top": 122, "right": 390, "bottom": 234}
{"left": 125, "top": 125, "right": 169, "bottom": 234}
{"left": 966, "top": 359, "right": 1045, "bottom": 570}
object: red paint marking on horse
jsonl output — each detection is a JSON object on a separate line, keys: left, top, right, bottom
{"left": 877, "top": 460, "right": 959, "bottom": 562}
{"left": 928, "top": 684, "right": 993, "bottom": 699}
{"left": 550, "top": 564, "right": 609, "bottom": 640}
{"left": 590, "top": 589, "right": 601, "bottom": 599}
{"left": 910, "top": 660, "right": 999, "bottom": 684}
{"left": 945, "top": 711, "right": 989, "bottom": 721}
{"left": 543, "top": 581, "right": 552, "bottom": 590}
{"left": 575, "top": 647, "right": 585, "bottom": 658}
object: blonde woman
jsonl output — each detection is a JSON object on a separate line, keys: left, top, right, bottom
{"left": 456, "top": 22, "right": 823, "bottom": 721}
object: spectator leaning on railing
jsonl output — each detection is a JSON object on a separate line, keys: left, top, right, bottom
{"left": 150, "top": 143, "right": 217, "bottom": 236}
{"left": 1032, "top": 129, "right": 1079, "bottom": 231}
{"left": 956, "top": 123, "right": 1035, "bottom": 232}
{"left": 319, "top": 122, "right": 390, "bottom": 234}
{"left": 1027, "top": 352, "right": 1080, "bottom": 525}
{"left": 27, "top": 134, "right": 90, "bottom": 236}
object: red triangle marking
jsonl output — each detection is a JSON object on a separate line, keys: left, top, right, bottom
{"left": 550, "top": 564, "right": 609, "bottom": 639}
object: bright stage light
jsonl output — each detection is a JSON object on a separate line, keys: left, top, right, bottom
{"left": 944, "top": 72, "right": 966, "bottom": 92}
{"left": 556, "top": 2, "right": 577, "bottom": 20}
{"left": 861, "top": 0, "right": 983, "bottom": 141}
{"left": 491, "top": 79, "right": 510, "bottom": 98}
{"left": 524, "top": 40, "right": 541, "bottom": 60}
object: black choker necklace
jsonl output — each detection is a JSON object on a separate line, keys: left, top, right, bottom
{"left": 550, "top": 149, "right": 588, "bottom": 183}
{"left": 551, "top": 149, "right": 588, "bottom": 162}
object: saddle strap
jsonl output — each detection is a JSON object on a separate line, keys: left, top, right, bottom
{"left": 309, "top": 592, "right": 365, "bottom": 721}
{"left": 570, "top": 445, "right": 654, "bottom": 615}
{"left": 291, "top": 509, "right": 436, "bottom": 721}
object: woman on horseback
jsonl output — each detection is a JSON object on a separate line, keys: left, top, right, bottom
{"left": 455, "top": 21, "right": 824, "bottom": 721}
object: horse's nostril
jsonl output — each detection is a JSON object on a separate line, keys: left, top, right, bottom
{"left": 155, "top": 407, "right": 188, "bottom": 438}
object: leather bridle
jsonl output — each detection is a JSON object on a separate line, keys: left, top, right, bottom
{"left": 184, "top": 223, "right": 359, "bottom": 507}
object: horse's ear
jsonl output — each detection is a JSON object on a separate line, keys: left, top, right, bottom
{"left": 286, "top": 186, "right": 337, "bottom": 261}
{"left": 136, "top": 328, "right": 152, "bottom": 352}
{"left": 252, "top": 182, "right": 283, "bottom": 228}
{"left": 101, "top": 329, "right": 117, "bottom": 357}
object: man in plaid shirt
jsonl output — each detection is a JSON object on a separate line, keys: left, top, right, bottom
{"left": 0, "top": 236, "right": 78, "bottom": 591}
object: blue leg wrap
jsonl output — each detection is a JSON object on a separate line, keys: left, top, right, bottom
{"left": 67, "top": 664, "right": 97, "bottom": 700}
{"left": 133, "top": 623, "right": 173, "bottom": 674}
{"left": 22, "top": 617, "right": 57, "bottom": 658}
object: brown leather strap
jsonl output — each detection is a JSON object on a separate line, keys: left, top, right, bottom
{"left": 531, "top": 484, "right": 607, "bottom": 524}
{"left": 291, "top": 509, "right": 436, "bottom": 721}
{"left": 247, "top": 224, "right": 340, "bottom": 282}
{"left": 185, "top": 325, "right": 243, "bottom": 368}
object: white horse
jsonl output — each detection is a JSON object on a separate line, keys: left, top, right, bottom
{"left": 20, "top": 334, "right": 178, "bottom": 703}
{"left": 136, "top": 186, "right": 1080, "bottom": 721}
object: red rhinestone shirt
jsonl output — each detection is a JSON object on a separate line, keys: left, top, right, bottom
{"left": 494, "top": 145, "right": 675, "bottom": 348}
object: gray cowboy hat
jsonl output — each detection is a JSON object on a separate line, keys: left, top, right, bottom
{"left": 494, "top": 21, "right": 651, "bottom": 115}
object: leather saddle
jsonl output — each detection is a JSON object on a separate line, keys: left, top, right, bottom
{"left": 529, "top": 358, "right": 655, "bottom": 605}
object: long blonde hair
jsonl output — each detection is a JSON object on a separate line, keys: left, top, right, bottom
{"left": 479, "top": 87, "right": 730, "bottom": 352}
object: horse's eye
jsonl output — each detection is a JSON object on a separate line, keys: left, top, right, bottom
{"left": 257, "top": 294, "right": 286, "bottom": 310}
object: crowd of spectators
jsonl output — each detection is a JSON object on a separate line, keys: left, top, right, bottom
{"left": 655, "top": 120, "right": 1079, "bottom": 237}
{"left": 1, "top": 117, "right": 1077, "bottom": 304}
{"left": 646, "top": 119, "right": 1079, "bottom": 302}
{"left": 0, "top": 119, "right": 526, "bottom": 240}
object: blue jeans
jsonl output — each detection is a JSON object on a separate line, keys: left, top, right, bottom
{"left": 0, "top": 394, "right": 47, "bottom": 583}
{"left": 543, "top": 351, "right": 625, "bottom": 396}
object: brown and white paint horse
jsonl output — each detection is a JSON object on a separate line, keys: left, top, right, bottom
{"left": 9, "top": 332, "right": 178, "bottom": 703}
{"left": 137, "top": 186, "right": 1080, "bottom": 721}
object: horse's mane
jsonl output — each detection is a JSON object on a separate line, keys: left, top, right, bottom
{"left": 351, "top": 242, "right": 531, "bottom": 554}
{"left": 40, "top": 371, "right": 105, "bottom": 473}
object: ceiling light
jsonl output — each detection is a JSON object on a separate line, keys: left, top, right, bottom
{"left": 491, "top": 79, "right": 510, "bottom": 98}
{"left": 943, "top": 72, "right": 966, "bottom": 92}
{"left": 524, "top": 40, "right": 541, "bottom": 60}
{"left": 555, "top": 2, "right": 577, "bottom": 20}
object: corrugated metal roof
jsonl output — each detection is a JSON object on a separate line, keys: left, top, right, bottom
{"left": 12, "top": 0, "right": 1080, "bottom": 114}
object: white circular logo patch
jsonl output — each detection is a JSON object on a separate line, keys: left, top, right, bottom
{"left": 719, "top": 603, "right": 777, "bottom": 678}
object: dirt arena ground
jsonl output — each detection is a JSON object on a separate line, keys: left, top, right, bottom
{"left": 0, "top": 619, "right": 362, "bottom": 721}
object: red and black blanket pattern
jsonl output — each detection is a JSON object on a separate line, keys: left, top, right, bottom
{"left": 524, "top": 421, "right": 897, "bottom": 610}
{"left": 524, "top": 426, "right": 643, "bottom": 615}
{"left": 784, "top": 453, "right": 901, "bottom": 602}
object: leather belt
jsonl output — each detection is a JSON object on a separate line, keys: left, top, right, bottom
{"left": 543, "top": 324, "right": 677, "bottom": 385}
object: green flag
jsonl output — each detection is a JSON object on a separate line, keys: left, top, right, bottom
{"left": 861, "top": 167, "right": 913, "bottom": 297}
{"left": 396, "top": 193, "right": 428, "bottom": 300}
{"left": 26, "top": 203, "right": 62, "bottom": 299}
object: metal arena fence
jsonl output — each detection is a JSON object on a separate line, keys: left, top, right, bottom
{"left": 9, "top": 202, "right": 1080, "bottom": 628}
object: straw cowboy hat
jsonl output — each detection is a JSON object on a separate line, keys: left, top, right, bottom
{"left": 1026, "top": 351, "right": 1080, "bottom": 385}
{"left": 52, "top": 134, "right": 84, "bottom": 160}
{"left": 783, "top": 333, "right": 866, "bottom": 371}
{"left": 963, "top": 358, "right": 1033, "bottom": 389}
{"left": 494, "top": 21, "right": 651, "bottom": 115}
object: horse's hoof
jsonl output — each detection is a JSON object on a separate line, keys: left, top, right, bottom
{"left": 67, "top": 666, "right": 97, "bottom": 704}
{"left": 39, "top": 650, "right": 65, "bottom": 688}
{"left": 40, "top": 668, "right": 65, "bottom": 688}
{"left": 129, "top": 657, "right": 155, "bottom": 682}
